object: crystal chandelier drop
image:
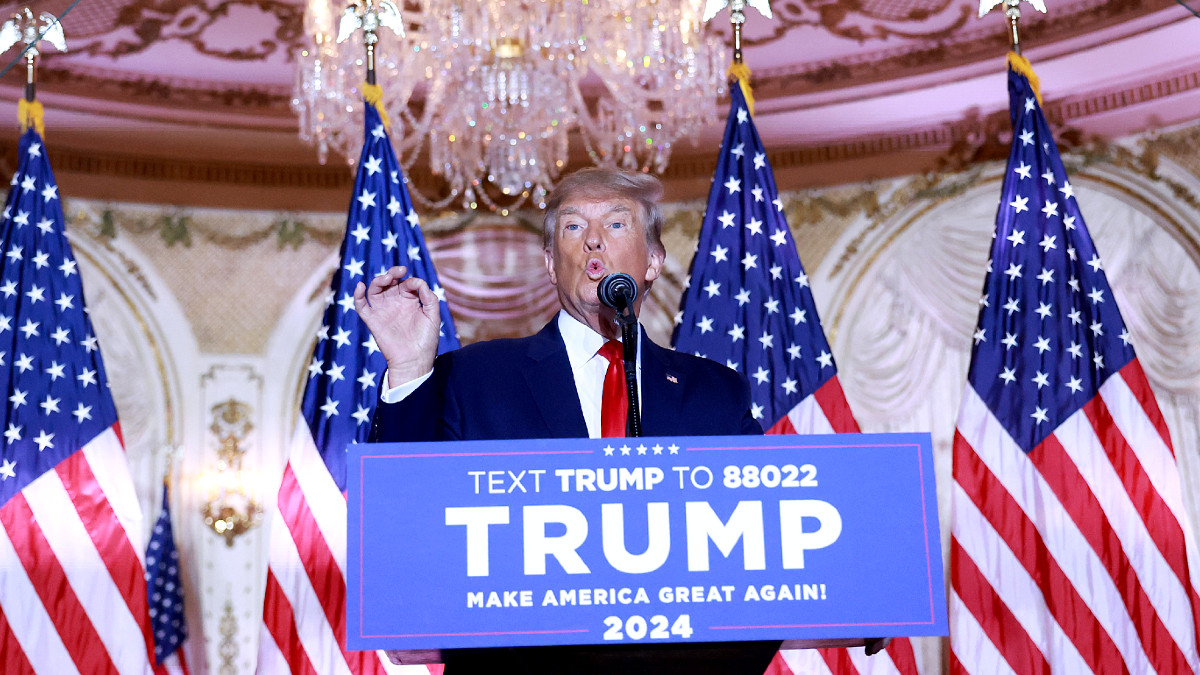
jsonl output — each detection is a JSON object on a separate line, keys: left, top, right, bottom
{"left": 293, "top": 0, "right": 729, "bottom": 211}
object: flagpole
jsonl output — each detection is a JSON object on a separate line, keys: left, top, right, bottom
{"left": 1003, "top": 0, "right": 1023, "bottom": 54}
{"left": 730, "top": 0, "right": 746, "bottom": 65}
{"left": 23, "top": 43, "right": 34, "bottom": 102}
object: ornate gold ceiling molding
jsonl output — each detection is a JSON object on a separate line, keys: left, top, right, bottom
{"left": 9, "top": 0, "right": 1172, "bottom": 118}
{"left": 658, "top": 62, "right": 1200, "bottom": 178}
{"left": 748, "top": 0, "right": 1174, "bottom": 98}
{"left": 7, "top": 61, "right": 1200, "bottom": 202}
{"left": 728, "top": 0, "right": 972, "bottom": 46}
{"left": 51, "top": 0, "right": 304, "bottom": 61}
{"left": 30, "top": 66, "right": 293, "bottom": 117}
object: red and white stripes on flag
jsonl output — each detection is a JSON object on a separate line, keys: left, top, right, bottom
{"left": 0, "top": 426, "right": 156, "bottom": 675}
{"left": 257, "top": 98, "right": 455, "bottom": 675}
{"left": 766, "top": 377, "right": 859, "bottom": 437}
{"left": 767, "top": 379, "right": 922, "bottom": 675}
{"left": 155, "top": 653, "right": 189, "bottom": 675}
{"left": 949, "top": 55, "right": 1200, "bottom": 674}
{"left": 259, "top": 422, "right": 438, "bottom": 675}
{"left": 672, "top": 80, "right": 922, "bottom": 675}
{"left": 950, "top": 362, "right": 1200, "bottom": 674}
{"left": 1, "top": 125, "right": 155, "bottom": 674}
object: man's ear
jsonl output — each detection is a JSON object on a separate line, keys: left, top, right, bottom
{"left": 544, "top": 248, "right": 558, "bottom": 285}
{"left": 645, "top": 248, "right": 664, "bottom": 284}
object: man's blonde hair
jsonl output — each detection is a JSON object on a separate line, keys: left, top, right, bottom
{"left": 542, "top": 168, "right": 666, "bottom": 254}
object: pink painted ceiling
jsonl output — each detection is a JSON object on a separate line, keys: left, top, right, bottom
{"left": 0, "top": 0, "right": 1196, "bottom": 206}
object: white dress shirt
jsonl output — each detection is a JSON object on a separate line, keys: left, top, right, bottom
{"left": 380, "top": 310, "right": 642, "bottom": 438}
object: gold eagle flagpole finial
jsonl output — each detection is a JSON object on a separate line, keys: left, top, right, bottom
{"left": 978, "top": 0, "right": 1046, "bottom": 54}
{"left": 703, "top": 0, "right": 773, "bottom": 114}
{"left": 0, "top": 8, "right": 67, "bottom": 135}
{"left": 702, "top": 0, "right": 773, "bottom": 66}
{"left": 337, "top": 0, "right": 405, "bottom": 126}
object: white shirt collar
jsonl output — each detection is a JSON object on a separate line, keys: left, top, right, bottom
{"left": 557, "top": 310, "right": 642, "bottom": 361}
{"left": 557, "top": 310, "right": 608, "bottom": 364}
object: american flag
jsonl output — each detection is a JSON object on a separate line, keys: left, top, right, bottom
{"left": 257, "top": 100, "right": 458, "bottom": 674}
{"left": 0, "top": 127, "right": 156, "bottom": 673}
{"left": 948, "top": 57, "right": 1200, "bottom": 673}
{"left": 147, "top": 483, "right": 190, "bottom": 675}
{"left": 672, "top": 82, "right": 919, "bottom": 675}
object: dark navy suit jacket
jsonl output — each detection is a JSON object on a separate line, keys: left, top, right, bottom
{"left": 370, "top": 319, "right": 762, "bottom": 442}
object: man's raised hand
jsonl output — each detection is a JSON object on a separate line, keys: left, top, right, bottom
{"left": 354, "top": 266, "right": 442, "bottom": 387}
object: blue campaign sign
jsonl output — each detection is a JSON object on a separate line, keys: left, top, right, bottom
{"left": 347, "top": 433, "right": 947, "bottom": 650}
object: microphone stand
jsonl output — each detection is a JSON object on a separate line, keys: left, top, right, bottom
{"left": 614, "top": 300, "right": 642, "bottom": 437}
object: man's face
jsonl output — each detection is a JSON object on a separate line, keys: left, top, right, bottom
{"left": 544, "top": 194, "right": 664, "bottom": 323}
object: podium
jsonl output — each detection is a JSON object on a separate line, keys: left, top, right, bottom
{"left": 348, "top": 434, "right": 947, "bottom": 672}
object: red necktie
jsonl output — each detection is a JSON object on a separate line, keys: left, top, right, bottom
{"left": 598, "top": 340, "right": 627, "bottom": 437}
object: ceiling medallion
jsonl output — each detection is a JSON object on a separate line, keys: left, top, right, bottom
{"left": 293, "top": 0, "right": 729, "bottom": 211}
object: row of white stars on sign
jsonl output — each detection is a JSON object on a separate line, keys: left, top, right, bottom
{"left": 602, "top": 443, "right": 681, "bottom": 456}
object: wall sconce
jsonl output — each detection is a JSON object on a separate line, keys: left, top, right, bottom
{"left": 201, "top": 398, "right": 262, "bottom": 546}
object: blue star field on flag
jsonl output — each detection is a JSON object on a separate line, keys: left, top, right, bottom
{"left": 968, "top": 67, "right": 1134, "bottom": 453}
{"left": 0, "top": 129, "right": 118, "bottom": 506}
{"left": 146, "top": 483, "right": 187, "bottom": 664}
{"left": 672, "top": 84, "right": 835, "bottom": 429}
{"left": 303, "top": 101, "right": 459, "bottom": 490}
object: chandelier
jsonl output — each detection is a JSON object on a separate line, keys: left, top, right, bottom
{"left": 293, "top": 0, "right": 729, "bottom": 211}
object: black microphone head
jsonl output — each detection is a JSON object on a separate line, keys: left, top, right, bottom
{"left": 598, "top": 272, "right": 638, "bottom": 309}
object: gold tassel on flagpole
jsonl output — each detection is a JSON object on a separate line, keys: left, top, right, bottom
{"left": 1006, "top": 51, "right": 1043, "bottom": 106}
{"left": 979, "top": 0, "right": 1048, "bottom": 104}
{"left": 18, "top": 97, "right": 43, "bottom": 136}
{"left": 361, "top": 82, "right": 391, "bottom": 130}
{"left": 727, "top": 62, "right": 755, "bottom": 116}
{"left": 340, "top": 2, "right": 404, "bottom": 134}
{"left": 702, "top": 0, "right": 772, "bottom": 116}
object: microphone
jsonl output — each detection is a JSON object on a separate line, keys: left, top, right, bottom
{"left": 598, "top": 272, "right": 638, "bottom": 310}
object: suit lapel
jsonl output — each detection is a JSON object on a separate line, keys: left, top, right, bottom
{"left": 522, "top": 320, "right": 589, "bottom": 437}
{"left": 639, "top": 331, "right": 684, "bottom": 436}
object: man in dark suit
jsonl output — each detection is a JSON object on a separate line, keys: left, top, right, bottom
{"left": 354, "top": 168, "right": 776, "bottom": 674}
